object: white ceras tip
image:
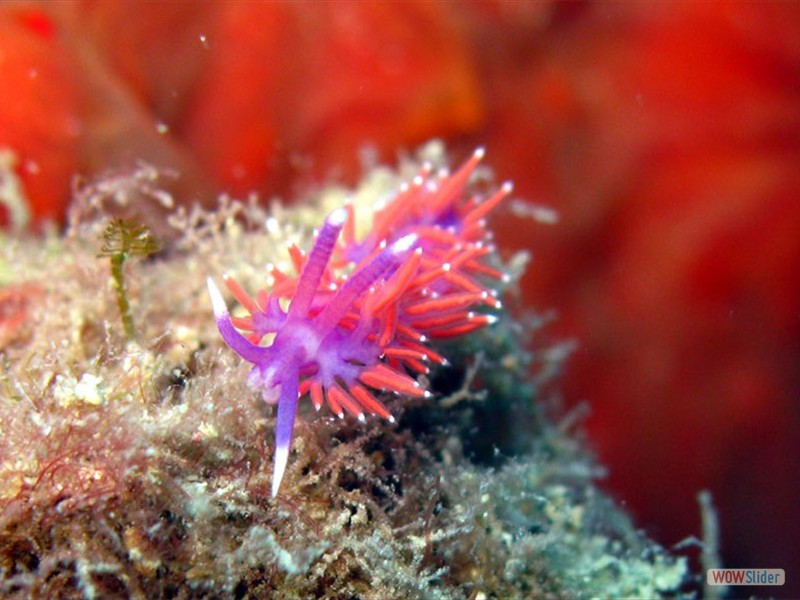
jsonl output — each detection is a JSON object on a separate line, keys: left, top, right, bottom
{"left": 473, "top": 146, "right": 486, "bottom": 160}
{"left": 207, "top": 277, "right": 229, "bottom": 318}
{"left": 392, "top": 234, "right": 417, "bottom": 253}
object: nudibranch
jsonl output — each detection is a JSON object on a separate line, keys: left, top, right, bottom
{"left": 208, "top": 148, "right": 512, "bottom": 496}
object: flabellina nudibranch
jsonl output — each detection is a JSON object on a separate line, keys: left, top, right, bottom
{"left": 207, "top": 148, "right": 512, "bottom": 496}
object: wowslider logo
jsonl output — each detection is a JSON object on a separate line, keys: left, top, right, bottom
{"left": 707, "top": 569, "right": 785, "bottom": 586}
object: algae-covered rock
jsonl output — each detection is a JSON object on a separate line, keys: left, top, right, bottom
{"left": 0, "top": 145, "right": 689, "bottom": 598}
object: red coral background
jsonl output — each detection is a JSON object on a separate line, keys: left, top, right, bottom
{"left": 2, "top": 1, "right": 799, "bottom": 594}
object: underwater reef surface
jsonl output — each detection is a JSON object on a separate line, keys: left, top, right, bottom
{"left": 0, "top": 147, "right": 688, "bottom": 598}
{"left": 3, "top": 4, "right": 800, "bottom": 588}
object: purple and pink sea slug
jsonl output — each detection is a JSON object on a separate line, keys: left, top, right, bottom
{"left": 207, "top": 149, "right": 512, "bottom": 496}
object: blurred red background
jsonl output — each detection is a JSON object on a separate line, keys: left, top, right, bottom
{"left": 2, "top": 1, "right": 799, "bottom": 594}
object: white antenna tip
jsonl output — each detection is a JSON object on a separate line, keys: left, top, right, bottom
{"left": 328, "top": 207, "right": 348, "bottom": 227}
{"left": 207, "top": 277, "right": 228, "bottom": 318}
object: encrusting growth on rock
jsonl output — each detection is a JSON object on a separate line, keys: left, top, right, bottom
{"left": 0, "top": 143, "right": 690, "bottom": 597}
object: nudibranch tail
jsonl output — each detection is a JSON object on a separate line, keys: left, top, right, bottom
{"left": 272, "top": 366, "right": 299, "bottom": 497}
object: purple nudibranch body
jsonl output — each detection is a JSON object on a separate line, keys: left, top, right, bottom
{"left": 208, "top": 209, "right": 420, "bottom": 496}
{"left": 208, "top": 149, "right": 511, "bottom": 496}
